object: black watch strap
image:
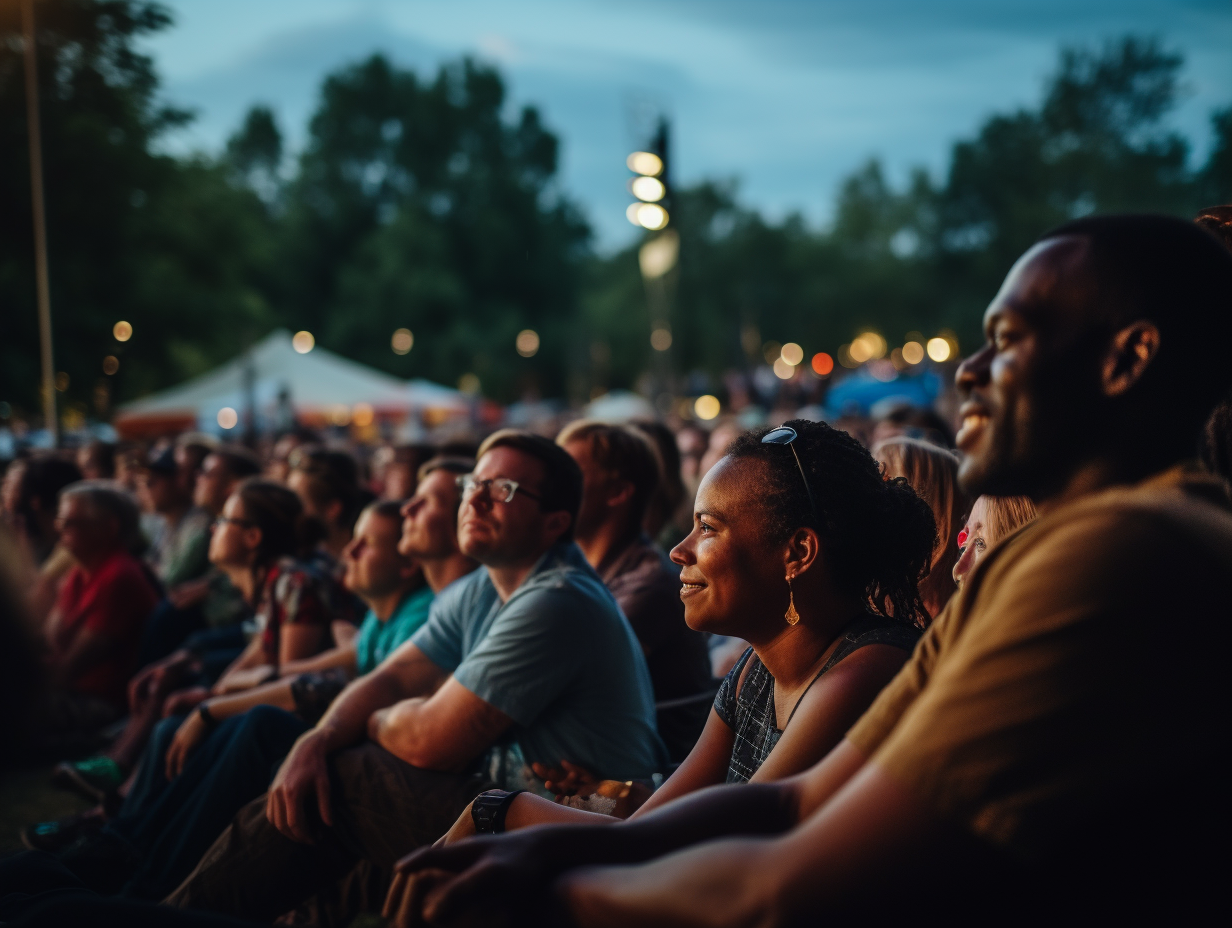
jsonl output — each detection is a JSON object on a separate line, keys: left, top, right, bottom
{"left": 471, "top": 789, "right": 527, "bottom": 834}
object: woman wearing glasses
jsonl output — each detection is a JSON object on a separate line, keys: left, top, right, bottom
{"left": 389, "top": 419, "right": 936, "bottom": 890}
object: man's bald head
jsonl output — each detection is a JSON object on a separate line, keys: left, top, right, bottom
{"left": 955, "top": 214, "right": 1232, "bottom": 501}
{"left": 1040, "top": 214, "right": 1232, "bottom": 432}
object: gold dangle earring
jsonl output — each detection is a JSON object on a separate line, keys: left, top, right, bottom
{"left": 785, "top": 574, "right": 801, "bottom": 626}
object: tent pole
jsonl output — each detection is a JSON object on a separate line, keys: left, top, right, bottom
{"left": 23, "top": 0, "right": 57, "bottom": 445}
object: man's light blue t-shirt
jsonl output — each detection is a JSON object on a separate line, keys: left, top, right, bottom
{"left": 355, "top": 585, "right": 434, "bottom": 676}
{"left": 411, "top": 542, "right": 667, "bottom": 781}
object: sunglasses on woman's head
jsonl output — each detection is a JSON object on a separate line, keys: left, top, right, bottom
{"left": 761, "top": 426, "right": 819, "bottom": 524}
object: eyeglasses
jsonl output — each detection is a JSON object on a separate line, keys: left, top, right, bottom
{"left": 761, "top": 425, "right": 819, "bottom": 524}
{"left": 456, "top": 474, "right": 542, "bottom": 505}
{"left": 213, "top": 515, "right": 255, "bottom": 531}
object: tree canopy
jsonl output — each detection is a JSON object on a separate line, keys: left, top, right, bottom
{"left": 1, "top": 4, "right": 1228, "bottom": 424}
{"left": 583, "top": 36, "right": 1232, "bottom": 398}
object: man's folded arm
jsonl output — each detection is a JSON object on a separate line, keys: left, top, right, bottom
{"left": 312, "top": 640, "right": 449, "bottom": 752}
{"left": 368, "top": 678, "right": 513, "bottom": 771}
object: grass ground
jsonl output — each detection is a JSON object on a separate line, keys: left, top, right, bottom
{"left": 0, "top": 763, "right": 93, "bottom": 854}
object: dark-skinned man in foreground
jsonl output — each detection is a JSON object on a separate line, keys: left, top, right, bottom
{"left": 387, "top": 215, "right": 1232, "bottom": 927}
{"left": 168, "top": 431, "right": 664, "bottom": 921}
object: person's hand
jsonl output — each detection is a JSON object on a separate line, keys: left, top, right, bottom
{"left": 214, "top": 664, "right": 275, "bottom": 694}
{"left": 384, "top": 829, "right": 570, "bottom": 928}
{"left": 128, "top": 649, "right": 193, "bottom": 710}
{"left": 165, "top": 708, "right": 211, "bottom": 779}
{"left": 532, "top": 760, "right": 601, "bottom": 800}
{"left": 162, "top": 685, "right": 210, "bottom": 718}
{"left": 383, "top": 868, "right": 460, "bottom": 928}
{"left": 168, "top": 577, "right": 209, "bottom": 610}
{"left": 265, "top": 731, "right": 333, "bottom": 844}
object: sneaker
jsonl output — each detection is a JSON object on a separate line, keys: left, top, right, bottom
{"left": 58, "top": 831, "right": 141, "bottom": 896}
{"left": 20, "top": 809, "right": 105, "bottom": 854}
{"left": 51, "top": 755, "right": 124, "bottom": 802}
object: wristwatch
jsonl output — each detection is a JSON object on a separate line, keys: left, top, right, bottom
{"left": 197, "top": 702, "right": 219, "bottom": 731}
{"left": 471, "top": 789, "right": 527, "bottom": 834}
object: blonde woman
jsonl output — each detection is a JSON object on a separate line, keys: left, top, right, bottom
{"left": 873, "top": 436, "right": 971, "bottom": 619}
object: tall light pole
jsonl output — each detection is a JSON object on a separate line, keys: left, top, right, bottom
{"left": 22, "top": 0, "right": 57, "bottom": 445}
{"left": 627, "top": 117, "right": 675, "bottom": 411}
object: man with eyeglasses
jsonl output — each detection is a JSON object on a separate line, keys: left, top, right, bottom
{"left": 167, "top": 431, "right": 664, "bottom": 922}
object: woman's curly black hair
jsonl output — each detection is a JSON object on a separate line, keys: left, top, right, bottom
{"left": 726, "top": 419, "right": 937, "bottom": 627}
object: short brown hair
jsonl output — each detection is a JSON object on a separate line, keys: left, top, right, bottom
{"left": 476, "top": 430, "right": 582, "bottom": 539}
{"left": 417, "top": 455, "right": 475, "bottom": 483}
{"left": 212, "top": 445, "right": 261, "bottom": 481}
{"left": 556, "top": 420, "right": 660, "bottom": 527}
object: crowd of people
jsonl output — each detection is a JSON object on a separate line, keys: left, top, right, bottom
{"left": 0, "top": 209, "right": 1230, "bottom": 926}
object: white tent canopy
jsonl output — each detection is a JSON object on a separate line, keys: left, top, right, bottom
{"left": 115, "top": 329, "right": 468, "bottom": 437}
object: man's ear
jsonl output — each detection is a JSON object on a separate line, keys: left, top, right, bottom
{"left": 605, "top": 480, "right": 637, "bottom": 509}
{"left": 542, "top": 510, "right": 573, "bottom": 544}
{"left": 325, "top": 499, "right": 345, "bottom": 528}
{"left": 1101, "top": 320, "right": 1161, "bottom": 399}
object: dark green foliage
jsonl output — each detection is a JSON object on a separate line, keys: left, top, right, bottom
{"left": 267, "top": 55, "right": 590, "bottom": 401}
{"left": 584, "top": 36, "right": 1230, "bottom": 394}
{"left": 0, "top": 0, "right": 274, "bottom": 420}
{"left": 1, "top": 7, "right": 1228, "bottom": 420}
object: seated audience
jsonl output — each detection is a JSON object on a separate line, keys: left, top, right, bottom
{"left": 628, "top": 419, "right": 688, "bottom": 547}
{"left": 1, "top": 453, "right": 84, "bottom": 624}
{"left": 557, "top": 419, "right": 713, "bottom": 761}
{"left": 1, "top": 527, "right": 48, "bottom": 760}
{"left": 165, "top": 431, "right": 664, "bottom": 922}
{"left": 284, "top": 445, "right": 367, "bottom": 631}
{"left": 388, "top": 215, "right": 1232, "bottom": 925}
{"left": 139, "top": 447, "right": 212, "bottom": 591}
{"left": 54, "top": 480, "right": 336, "bottom": 801}
{"left": 264, "top": 427, "right": 319, "bottom": 485}
{"left": 870, "top": 403, "right": 956, "bottom": 448}
{"left": 285, "top": 446, "right": 364, "bottom": 564}
{"left": 2, "top": 453, "right": 84, "bottom": 565}
{"left": 873, "top": 436, "right": 970, "bottom": 618}
{"left": 76, "top": 440, "right": 117, "bottom": 481}
{"left": 41, "top": 482, "right": 159, "bottom": 734}
{"left": 372, "top": 443, "right": 435, "bottom": 501}
{"left": 29, "top": 489, "right": 453, "bottom": 899}
{"left": 951, "top": 495, "right": 1038, "bottom": 589}
{"left": 418, "top": 419, "right": 933, "bottom": 865}
{"left": 139, "top": 446, "right": 263, "bottom": 666}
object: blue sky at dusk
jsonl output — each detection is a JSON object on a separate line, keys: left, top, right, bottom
{"left": 143, "top": 0, "right": 1232, "bottom": 249}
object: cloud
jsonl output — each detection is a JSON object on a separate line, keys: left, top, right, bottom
{"left": 146, "top": 0, "right": 1232, "bottom": 249}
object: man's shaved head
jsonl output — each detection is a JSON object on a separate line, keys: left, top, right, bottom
{"left": 1041, "top": 214, "right": 1232, "bottom": 436}
{"left": 955, "top": 214, "right": 1232, "bottom": 501}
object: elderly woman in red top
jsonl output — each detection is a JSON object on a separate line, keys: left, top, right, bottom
{"left": 54, "top": 479, "right": 337, "bottom": 802}
{"left": 44, "top": 482, "right": 159, "bottom": 731}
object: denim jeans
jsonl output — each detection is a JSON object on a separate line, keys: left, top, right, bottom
{"left": 106, "top": 706, "right": 309, "bottom": 901}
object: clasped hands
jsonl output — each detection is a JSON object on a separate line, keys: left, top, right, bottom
{"left": 382, "top": 829, "right": 573, "bottom": 928}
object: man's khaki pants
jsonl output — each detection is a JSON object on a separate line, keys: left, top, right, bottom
{"left": 166, "top": 742, "right": 495, "bottom": 923}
